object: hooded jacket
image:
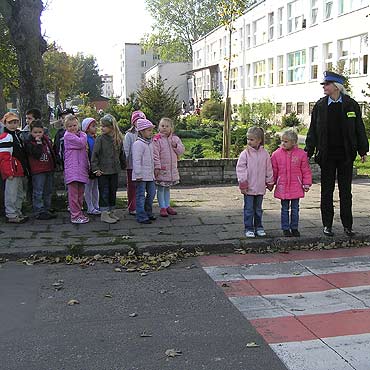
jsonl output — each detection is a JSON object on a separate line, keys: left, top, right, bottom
{"left": 236, "top": 145, "right": 274, "bottom": 195}
{"left": 152, "top": 133, "right": 185, "bottom": 183}
{"left": 132, "top": 137, "right": 154, "bottom": 181}
{"left": 271, "top": 146, "right": 312, "bottom": 200}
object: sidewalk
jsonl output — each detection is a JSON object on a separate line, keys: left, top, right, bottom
{"left": 1, "top": 179, "right": 370, "bottom": 258}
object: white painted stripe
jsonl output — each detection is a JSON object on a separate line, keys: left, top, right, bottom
{"left": 323, "top": 333, "right": 370, "bottom": 370}
{"left": 270, "top": 339, "right": 355, "bottom": 370}
{"left": 230, "top": 286, "right": 369, "bottom": 319}
{"left": 203, "top": 255, "right": 370, "bottom": 281}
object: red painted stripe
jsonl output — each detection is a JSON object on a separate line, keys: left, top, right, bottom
{"left": 219, "top": 270, "right": 370, "bottom": 297}
{"left": 199, "top": 247, "right": 370, "bottom": 267}
{"left": 251, "top": 309, "right": 370, "bottom": 344}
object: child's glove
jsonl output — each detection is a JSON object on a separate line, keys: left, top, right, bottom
{"left": 303, "top": 185, "right": 310, "bottom": 192}
{"left": 239, "top": 182, "right": 248, "bottom": 194}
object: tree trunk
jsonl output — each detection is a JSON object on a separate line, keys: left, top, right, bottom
{"left": 222, "top": 29, "right": 233, "bottom": 158}
{"left": 3, "top": 0, "right": 48, "bottom": 125}
{"left": 0, "top": 74, "right": 6, "bottom": 116}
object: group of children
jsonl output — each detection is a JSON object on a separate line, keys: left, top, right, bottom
{"left": 0, "top": 108, "right": 310, "bottom": 236}
{"left": 236, "top": 126, "right": 312, "bottom": 238}
{"left": 0, "top": 109, "right": 185, "bottom": 225}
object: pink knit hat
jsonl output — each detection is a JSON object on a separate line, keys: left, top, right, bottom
{"left": 136, "top": 118, "right": 155, "bottom": 132}
{"left": 81, "top": 118, "right": 96, "bottom": 132}
{"left": 131, "top": 110, "right": 146, "bottom": 125}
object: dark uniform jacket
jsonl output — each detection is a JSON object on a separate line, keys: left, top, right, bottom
{"left": 305, "top": 94, "right": 368, "bottom": 164}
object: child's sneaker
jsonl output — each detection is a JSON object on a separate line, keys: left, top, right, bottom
{"left": 88, "top": 209, "right": 101, "bottom": 215}
{"left": 71, "top": 216, "right": 89, "bottom": 224}
{"left": 283, "top": 230, "right": 292, "bottom": 237}
{"left": 245, "top": 230, "right": 255, "bottom": 238}
{"left": 291, "top": 229, "right": 301, "bottom": 237}
{"left": 166, "top": 207, "right": 177, "bottom": 215}
{"left": 109, "top": 211, "right": 120, "bottom": 221}
{"left": 160, "top": 208, "right": 168, "bottom": 217}
{"left": 7, "top": 216, "right": 26, "bottom": 224}
{"left": 256, "top": 229, "right": 266, "bottom": 237}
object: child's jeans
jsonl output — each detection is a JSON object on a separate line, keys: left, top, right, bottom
{"left": 68, "top": 181, "right": 85, "bottom": 220}
{"left": 4, "top": 176, "right": 25, "bottom": 219}
{"left": 136, "top": 181, "right": 156, "bottom": 222}
{"left": 244, "top": 194, "right": 264, "bottom": 232}
{"left": 84, "top": 178, "right": 99, "bottom": 213}
{"left": 156, "top": 185, "right": 170, "bottom": 209}
{"left": 98, "top": 174, "right": 118, "bottom": 212}
{"left": 281, "top": 199, "right": 300, "bottom": 230}
{"left": 32, "top": 171, "right": 53, "bottom": 216}
{"left": 126, "top": 169, "right": 136, "bottom": 212}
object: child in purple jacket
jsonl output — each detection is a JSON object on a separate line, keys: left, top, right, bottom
{"left": 63, "top": 114, "right": 90, "bottom": 224}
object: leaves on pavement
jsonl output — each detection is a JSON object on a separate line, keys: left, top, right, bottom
{"left": 165, "top": 349, "right": 182, "bottom": 357}
{"left": 67, "top": 299, "right": 80, "bottom": 305}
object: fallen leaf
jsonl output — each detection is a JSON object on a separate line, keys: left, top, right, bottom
{"left": 294, "top": 294, "right": 305, "bottom": 299}
{"left": 293, "top": 271, "right": 302, "bottom": 275}
{"left": 129, "top": 312, "right": 138, "bottom": 317}
{"left": 159, "top": 289, "right": 167, "bottom": 294}
{"left": 121, "top": 235, "right": 132, "bottom": 240}
{"left": 186, "top": 264, "right": 197, "bottom": 269}
{"left": 126, "top": 268, "right": 137, "bottom": 272}
{"left": 140, "top": 273, "right": 148, "bottom": 277}
{"left": 246, "top": 342, "right": 260, "bottom": 348}
{"left": 221, "top": 283, "right": 230, "bottom": 288}
{"left": 140, "top": 331, "right": 152, "bottom": 337}
{"left": 104, "top": 293, "right": 113, "bottom": 298}
{"left": 290, "top": 308, "right": 305, "bottom": 311}
{"left": 161, "top": 260, "right": 171, "bottom": 268}
{"left": 23, "top": 260, "right": 33, "bottom": 266}
{"left": 165, "top": 349, "right": 182, "bottom": 357}
{"left": 67, "top": 299, "right": 80, "bottom": 305}
{"left": 114, "top": 267, "right": 122, "bottom": 272}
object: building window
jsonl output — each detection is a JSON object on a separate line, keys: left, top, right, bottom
{"left": 246, "top": 64, "right": 251, "bottom": 88}
{"left": 324, "top": 42, "right": 333, "bottom": 70}
{"left": 287, "top": 49, "right": 306, "bottom": 83}
{"left": 141, "top": 60, "right": 147, "bottom": 67}
{"left": 253, "top": 60, "right": 266, "bottom": 87}
{"left": 297, "top": 102, "right": 304, "bottom": 114}
{"left": 339, "top": 0, "right": 368, "bottom": 14}
{"left": 278, "top": 55, "right": 284, "bottom": 85}
{"left": 324, "top": 0, "right": 333, "bottom": 20}
{"left": 268, "top": 12, "right": 274, "bottom": 41}
{"left": 286, "top": 102, "right": 293, "bottom": 114}
{"left": 310, "top": 46, "right": 318, "bottom": 80}
{"left": 287, "top": 0, "right": 304, "bottom": 34}
{"left": 268, "top": 58, "right": 274, "bottom": 85}
{"left": 196, "top": 50, "right": 202, "bottom": 67}
{"left": 339, "top": 34, "right": 368, "bottom": 75}
{"left": 276, "top": 103, "right": 282, "bottom": 114}
{"left": 278, "top": 7, "right": 283, "bottom": 37}
{"left": 246, "top": 24, "right": 251, "bottom": 49}
{"left": 230, "top": 68, "right": 238, "bottom": 89}
{"left": 223, "top": 36, "right": 227, "bottom": 56}
{"left": 239, "top": 66, "right": 244, "bottom": 88}
{"left": 239, "top": 28, "right": 244, "bottom": 51}
{"left": 309, "top": 102, "right": 315, "bottom": 115}
{"left": 310, "top": 0, "right": 318, "bottom": 25}
{"left": 219, "top": 39, "right": 222, "bottom": 59}
{"left": 253, "top": 17, "right": 267, "bottom": 46}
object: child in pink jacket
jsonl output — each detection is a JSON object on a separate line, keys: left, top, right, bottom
{"left": 63, "top": 114, "right": 90, "bottom": 224}
{"left": 236, "top": 127, "right": 274, "bottom": 238}
{"left": 153, "top": 117, "right": 185, "bottom": 217}
{"left": 271, "top": 129, "right": 312, "bottom": 237}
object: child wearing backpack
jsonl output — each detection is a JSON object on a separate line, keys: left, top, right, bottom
{"left": 63, "top": 114, "right": 90, "bottom": 224}
{"left": 82, "top": 118, "right": 100, "bottom": 215}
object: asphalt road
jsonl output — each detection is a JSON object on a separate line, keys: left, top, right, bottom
{"left": 0, "top": 260, "right": 287, "bottom": 370}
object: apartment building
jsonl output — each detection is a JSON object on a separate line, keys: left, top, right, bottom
{"left": 119, "top": 43, "right": 160, "bottom": 104}
{"left": 101, "top": 74, "right": 114, "bottom": 98}
{"left": 191, "top": 0, "right": 369, "bottom": 124}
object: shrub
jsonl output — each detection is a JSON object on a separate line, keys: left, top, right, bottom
{"left": 363, "top": 104, "right": 370, "bottom": 137}
{"left": 264, "top": 132, "right": 282, "bottom": 154}
{"left": 201, "top": 100, "right": 225, "bottom": 121}
{"left": 184, "top": 142, "right": 205, "bottom": 159}
{"left": 211, "top": 131, "right": 223, "bottom": 154}
{"left": 177, "top": 127, "right": 220, "bottom": 139}
{"left": 282, "top": 112, "right": 301, "bottom": 127}
{"left": 105, "top": 99, "right": 134, "bottom": 132}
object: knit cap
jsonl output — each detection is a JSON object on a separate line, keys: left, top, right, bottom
{"left": 131, "top": 111, "right": 146, "bottom": 125}
{"left": 81, "top": 118, "right": 96, "bottom": 132}
{"left": 136, "top": 119, "right": 155, "bottom": 132}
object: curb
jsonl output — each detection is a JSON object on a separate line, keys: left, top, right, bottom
{"left": 1, "top": 233, "right": 369, "bottom": 260}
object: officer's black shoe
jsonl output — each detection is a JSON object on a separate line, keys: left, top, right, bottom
{"left": 323, "top": 227, "right": 334, "bottom": 237}
{"left": 344, "top": 228, "right": 355, "bottom": 237}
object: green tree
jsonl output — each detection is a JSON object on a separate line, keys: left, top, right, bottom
{"left": 137, "top": 77, "right": 181, "bottom": 124}
{"left": 70, "top": 53, "right": 102, "bottom": 99}
{"left": 0, "top": 0, "right": 48, "bottom": 121}
{"left": 218, "top": 0, "right": 249, "bottom": 157}
{"left": 329, "top": 60, "right": 353, "bottom": 96}
{"left": 143, "top": 0, "right": 223, "bottom": 61}
{"left": 0, "top": 15, "right": 18, "bottom": 115}
{"left": 43, "top": 43, "right": 74, "bottom": 108}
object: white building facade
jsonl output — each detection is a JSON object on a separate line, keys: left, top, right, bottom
{"left": 119, "top": 43, "right": 160, "bottom": 104}
{"left": 144, "top": 62, "right": 193, "bottom": 105}
{"left": 101, "top": 74, "right": 114, "bottom": 98}
{"left": 192, "top": 0, "right": 369, "bottom": 124}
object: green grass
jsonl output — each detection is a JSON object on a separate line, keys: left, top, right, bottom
{"left": 181, "top": 138, "right": 221, "bottom": 159}
{"left": 354, "top": 155, "right": 370, "bottom": 176}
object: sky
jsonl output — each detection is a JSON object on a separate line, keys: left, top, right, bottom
{"left": 41, "top": 0, "right": 153, "bottom": 77}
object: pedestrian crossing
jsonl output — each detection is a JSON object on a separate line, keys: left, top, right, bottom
{"left": 199, "top": 247, "right": 370, "bottom": 370}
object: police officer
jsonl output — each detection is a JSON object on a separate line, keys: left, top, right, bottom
{"left": 305, "top": 71, "right": 368, "bottom": 237}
